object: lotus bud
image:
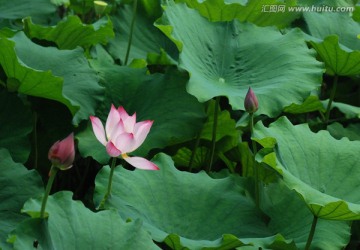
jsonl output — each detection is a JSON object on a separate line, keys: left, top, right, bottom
{"left": 94, "top": 1, "right": 108, "bottom": 16}
{"left": 48, "top": 133, "right": 75, "bottom": 170}
{"left": 244, "top": 87, "right": 258, "bottom": 113}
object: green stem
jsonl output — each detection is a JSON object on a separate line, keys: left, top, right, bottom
{"left": 305, "top": 215, "right": 318, "bottom": 250}
{"left": 318, "top": 110, "right": 325, "bottom": 122}
{"left": 98, "top": 157, "right": 117, "bottom": 210}
{"left": 81, "top": 0, "right": 86, "bottom": 22}
{"left": 207, "top": 97, "right": 220, "bottom": 172}
{"left": 106, "top": 157, "right": 117, "bottom": 195}
{"left": 249, "top": 112, "right": 259, "bottom": 209}
{"left": 189, "top": 133, "right": 201, "bottom": 172}
{"left": 124, "top": 0, "right": 138, "bottom": 65}
{"left": 324, "top": 75, "right": 338, "bottom": 124}
{"left": 40, "top": 166, "right": 58, "bottom": 219}
{"left": 249, "top": 113, "right": 258, "bottom": 154}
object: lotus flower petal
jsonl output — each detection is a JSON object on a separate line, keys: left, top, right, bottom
{"left": 106, "top": 141, "right": 121, "bottom": 157}
{"left": 118, "top": 106, "right": 136, "bottom": 133}
{"left": 123, "top": 113, "right": 136, "bottom": 133}
{"left": 114, "top": 133, "right": 136, "bottom": 153}
{"left": 118, "top": 106, "right": 130, "bottom": 120}
{"left": 123, "top": 156, "right": 159, "bottom": 170}
{"left": 133, "top": 120, "right": 153, "bottom": 150}
{"left": 105, "top": 104, "right": 121, "bottom": 140}
{"left": 90, "top": 116, "right": 107, "bottom": 146}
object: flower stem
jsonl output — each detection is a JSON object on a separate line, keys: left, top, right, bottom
{"left": 324, "top": 75, "right": 338, "bottom": 124}
{"left": 124, "top": 0, "right": 138, "bottom": 65}
{"left": 40, "top": 166, "right": 58, "bottom": 219}
{"left": 98, "top": 157, "right": 117, "bottom": 210}
{"left": 305, "top": 215, "right": 318, "bottom": 250}
{"left": 249, "top": 113, "right": 258, "bottom": 154}
{"left": 106, "top": 157, "right": 117, "bottom": 196}
{"left": 81, "top": 0, "right": 86, "bottom": 22}
{"left": 189, "top": 133, "right": 201, "bottom": 172}
{"left": 249, "top": 112, "right": 259, "bottom": 209}
{"left": 207, "top": 97, "right": 220, "bottom": 173}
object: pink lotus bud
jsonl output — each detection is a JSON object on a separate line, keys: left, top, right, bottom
{"left": 48, "top": 133, "right": 75, "bottom": 170}
{"left": 244, "top": 87, "right": 258, "bottom": 113}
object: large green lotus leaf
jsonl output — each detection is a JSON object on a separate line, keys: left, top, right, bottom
{"left": 0, "top": 25, "right": 16, "bottom": 37}
{"left": 0, "top": 149, "right": 43, "bottom": 249}
{"left": 23, "top": 15, "right": 114, "bottom": 50}
{"left": 3, "top": 32, "right": 104, "bottom": 125}
{"left": 68, "top": 0, "right": 95, "bottom": 17}
{"left": 353, "top": 6, "right": 360, "bottom": 22}
{"left": 51, "top": 0, "right": 69, "bottom": 6}
{"left": 11, "top": 191, "right": 159, "bottom": 250}
{"left": 254, "top": 116, "right": 360, "bottom": 220}
{"left": 107, "top": 5, "right": 178, "bottom": 64}
{"left": 164, "top": 233, "right": 296, "bottom": 250}
{"left": 137, "top": 0, "right": 163, "bottom": 19}
{"left": 309, "top": 35, "right": 360, "bottom": 76}
{"left": 77, "top": 60, "right": 205, "bottom": 163}
{"left": 0, "top": 37, "right": 70, "bottom": 111}
{"left": 301, "top": 0, "right": 355, "bottom": 7}
{"left": 322, "top": 100, "right": 360, "bottom": 119}
{"left": 0, "top": 0, "right": 55, "bottom": 20}
{"left": 283, "top": 95, "right": 325, "bottom": 114}
{"left": 178, "top": 0, "right": 300, "bottom": 28}
{"left": 327, "top": 122, "right": 360, "bottom": 141}
{"left": 263, "top": 180, "right": 351, "bottom": 250}
{"left": 94, "top": 153, "right": 305, "bottom": 249}
{"left": 156, "top": 2, "right": 323, "bottom": 117}
{"left": 304, "top": 12, "right": 360, "bottom": 51}
{"left": 304, "top": 12, "right": 360, "bottom": 75}
{"left": 0, "top": 91, "right": 32, "bottom": 163}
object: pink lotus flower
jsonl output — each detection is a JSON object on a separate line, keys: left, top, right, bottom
{"left": 244, "top": 87, "right": 259, "bottom": 113}
{"left": 48, "top": 133, "right": 75, "bottom": 170}
{"left": 90, "top": 105, "right": 159, "bottom": 170}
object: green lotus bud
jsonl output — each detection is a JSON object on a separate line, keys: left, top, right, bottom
{"left": 94, "top": 1, "right": 108, "bottom": 16}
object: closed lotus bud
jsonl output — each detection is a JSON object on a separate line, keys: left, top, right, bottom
{"left": 244, "top": 87, "right": 258, "bottom": 113}
{"left": 94, "top": 1, "right": 108, "bottom": 16}
{"left": 48, "top": 133, "right": 75, "bottom": 170}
